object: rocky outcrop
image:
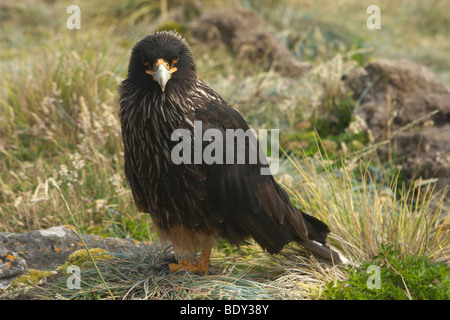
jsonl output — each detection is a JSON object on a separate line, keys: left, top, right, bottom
{"left": 0, "top": 226, "right": 153, "bottom": 290}
{"left": 188, "top": 7, "right": 311, "bottom": 76}
{"left": 344, "top": 59, "right": 450, "bottom": 194}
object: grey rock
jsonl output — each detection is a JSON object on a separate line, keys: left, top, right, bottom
{"left": 188, "top": 7, "right": 311, "bottom": 76}
{"left": 344, "top": 59, "right": 450, "bottom": 195}
{"left": 0, "top": 226, "right": 154, "bottom": 290}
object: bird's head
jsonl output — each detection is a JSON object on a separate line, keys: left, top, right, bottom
{"left": 127, "top": 31, "right": 197, "bottom": 93}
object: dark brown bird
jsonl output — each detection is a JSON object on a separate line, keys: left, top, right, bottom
{"left": 119, "top": 31, "right": 342, "bottom": 274}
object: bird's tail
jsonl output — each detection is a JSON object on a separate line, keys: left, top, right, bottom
{"left": 301, "top": 211, "right": 330, "bottom": 245}
{"left": 295, "top": 211, "right": 344, "bottom": 264}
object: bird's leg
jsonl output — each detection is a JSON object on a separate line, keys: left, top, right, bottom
{"left": 169, "top": 236, "right": 213, "bottom": 275}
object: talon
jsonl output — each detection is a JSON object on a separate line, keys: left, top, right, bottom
{"left": 168, "top": 237, "right": 213, "bottom": 275}
{"left": 169, "top": 259, "right": 209, "bottom": 275}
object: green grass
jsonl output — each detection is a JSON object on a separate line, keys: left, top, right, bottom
{"left": 0, "top": 0, "right": 449, "bottom": 300}
{"left": 323, "top": 247, "right": 450, "bottom": 300}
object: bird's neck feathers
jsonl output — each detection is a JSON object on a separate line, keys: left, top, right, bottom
{"left": 119, "top": 78, "right": 197, "bottom": 135}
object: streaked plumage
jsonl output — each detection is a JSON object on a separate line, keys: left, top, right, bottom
{"left": 119, "top": 31, "right": 341, "bottom": 274}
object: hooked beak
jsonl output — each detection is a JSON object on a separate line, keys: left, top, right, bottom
{"left": 146, "top": 58, "right": 177, "bottom": 92}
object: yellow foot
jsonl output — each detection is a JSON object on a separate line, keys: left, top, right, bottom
{"left": 168, "top": 235, "right": 213, "bottom": 275}
{"left": 169, "top": 259, "right": 209, "bottom": 275}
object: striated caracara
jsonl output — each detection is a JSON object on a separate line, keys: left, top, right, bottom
{"left": 118, "top": 31, "right": 342, "bottom": 274}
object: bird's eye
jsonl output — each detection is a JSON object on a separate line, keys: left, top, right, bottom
{"left": 173, "top": 57, "right": 179, "bottom": 64}
{"left": 141, "top": 56, "right": 149, "bottom": 67}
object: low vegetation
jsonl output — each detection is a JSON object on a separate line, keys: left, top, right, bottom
{"left": 0, "top": 0, "right": 448, "bottom": 300}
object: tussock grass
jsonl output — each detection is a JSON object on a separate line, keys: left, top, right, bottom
{"left": 278, "top": 148, "right": 448, "bottom": 263}
{"left": 1, "top": 0, "right": 449, "bottom": 300}
{"left": 0, "top": 39, "right": 135, "bottom": 234}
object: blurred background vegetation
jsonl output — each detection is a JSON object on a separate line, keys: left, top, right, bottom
{"left": 0, "top": 0, "right": 448, "bottom": 299}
